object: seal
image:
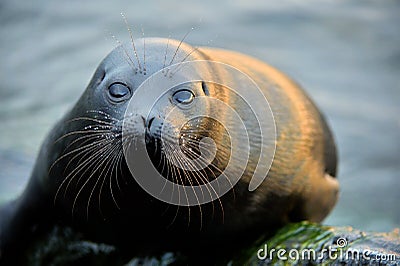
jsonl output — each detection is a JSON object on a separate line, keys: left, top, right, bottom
{"left": 0, "top": 38, "right": 338, "bottom": 263}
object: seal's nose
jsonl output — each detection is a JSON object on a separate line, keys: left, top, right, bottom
{"left": 143, "top": 115, "right": 162, "bottom": 135}
{"left": 140, "top": 115, "right": 154, "bottom": 128}
{"left": 146, "top": 117, "right": 155, "bottom": 130}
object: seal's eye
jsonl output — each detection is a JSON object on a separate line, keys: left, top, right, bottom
{"left": 172, "top": 89, "right": 194, "bottom": 105}
{"left": 107, "top": 82, "right": 131, "bottom": 103}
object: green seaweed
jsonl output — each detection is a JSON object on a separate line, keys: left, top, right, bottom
{"left": 20, "top": 222, "right": 400, "bottom": 265}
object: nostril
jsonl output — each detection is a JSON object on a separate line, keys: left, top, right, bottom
{"left": 147, "top": 117, "right": 155, "bottom": 129}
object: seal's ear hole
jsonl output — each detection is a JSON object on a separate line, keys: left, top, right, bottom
{"left": 202, "top": 81, "right": 210, "bottom": 96}
{"left": 95, "top": 69, "right": 106, "bottom": 86}
{"left": 100, "top": 70, "right": 106, "bottom": 82}
{"left": 107, "top": 82, "right": 132, "bottom": 103}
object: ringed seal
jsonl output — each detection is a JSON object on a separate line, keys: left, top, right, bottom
{"left": 0, "top": 37, "right": 338, "bottom": 262}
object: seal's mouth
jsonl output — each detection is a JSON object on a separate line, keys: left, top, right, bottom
{"left": 141, "top": 116, "right": 231, "bottom": 187}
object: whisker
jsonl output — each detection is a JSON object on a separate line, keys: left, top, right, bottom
{"left": 121, "top": 12, "right": 142, "bottom": 72}
{"left": 86, "top": 142, "right": 119, "bottom": 220}
{"left": 166, "top": 159, "right": 181, "bottom": 228}
{"left": 71, "top": 142, "right": 116, "bottom": 217}
{"left": 108, "top": 143, "right": 123, "bottom": 210}
{"left": 172, "top": 150, "right": 203, "bottom": 229}
{"left": 141, "top": 26, "right": 146, "bottom": 75}
{"left": 49, "top": 137, "right": 114, "bottom": 175}
{"left": 168, "top": 27, "right": 194, "bottom": 67}
{"left": 65, "top": 139, "right": 114, "bottom": 187}
{"left": 166, "top": 144, "right": 199, "bottom": 227}
{"left": 61, "top": 133, "right": 113, "bottom": 155}
{"left": 168, "top": 46, "right": 200, "bottom": 77}
{"left": 114, "top": 148, "right": 124, "bottom": 193}
{"left": 68, "top": 116, "right": 115, "bottom": 126}
{"left": 108, "top": 31, "right": 138, "bottom": 73}
{"left": 159, "top": 154, "right": 170, "bottom": 196}
{"left": 162, "top": 36, "right": 171, "bottom": 74}
{"left": 86, "top": 110, "right": 123, "bottom": 123}
{"left": 54, "top": 129, "right": 115, "bottom": 144}
{"left": 180, "top": 147, "right": 226, "bottom": 223}
{"left": 65, "top": 140, "right": 115, "bottom": 194}
{"left": 53, "top": 138, "right": 115, "bottom": 205}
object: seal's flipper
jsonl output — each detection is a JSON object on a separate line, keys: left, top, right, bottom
{"left": 297, "top": 173, "right": 339, "bottom": 223}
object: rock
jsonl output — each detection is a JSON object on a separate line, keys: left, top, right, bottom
{"left": 245, "top": 222, "right": 400, "bottom": 265}
{"left": 22, "top": 222, "right": 400, "bottom": 265}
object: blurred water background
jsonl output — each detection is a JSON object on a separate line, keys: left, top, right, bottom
{"left": 0, "top": 0, "right": 398, "bottom": 232}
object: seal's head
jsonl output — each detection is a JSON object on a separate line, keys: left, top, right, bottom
{"left": 50, "top": 38, "right": 234, "bottom": 220}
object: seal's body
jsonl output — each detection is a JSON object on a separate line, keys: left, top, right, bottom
{"left": 0, "top": 38, "right": 338, "bottom": 262}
